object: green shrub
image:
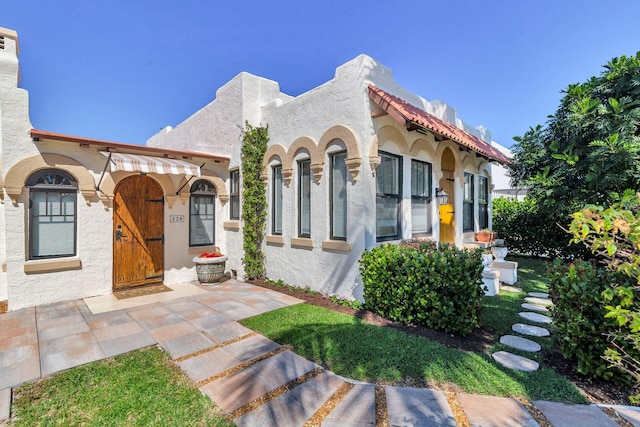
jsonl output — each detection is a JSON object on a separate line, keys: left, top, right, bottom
{"left": 548, "top": 258, "right": 638, "bottom": 382}
{"left": 360, "top": 243, "right": 484, "bottom": 336}
{"left": 492, "top": 197, "right": 589, "bottom": 259}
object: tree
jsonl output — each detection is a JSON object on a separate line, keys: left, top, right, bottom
{"left": 509, "top": 53, "right": 640, "bottom": 207}
{"left": 506, "top": 52, "right": 640, "bottom": 256}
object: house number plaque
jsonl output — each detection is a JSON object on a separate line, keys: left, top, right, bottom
{"left": 170, "top": 215, "right": 184, "bottom": 223}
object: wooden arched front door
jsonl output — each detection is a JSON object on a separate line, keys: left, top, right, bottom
{"left": 113, "top": 175, "right": 164, "bottom": 290}
{"left": 439, "top": 148, "right": 456, "bottom": 243}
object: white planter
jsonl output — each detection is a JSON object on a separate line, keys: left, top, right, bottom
{"left": 193, "top": 255, "right": 228, "bottom": 284}
{"left": 481, "top": 253, "right": 493, "bottom": 272}
{"left": 491, "top": 246, "right": 509, "bottom": 262}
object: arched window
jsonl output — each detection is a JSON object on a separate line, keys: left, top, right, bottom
{"left": 190, "top": 180, "right": 216, "bottom": 246}
{"left": 27, "top": 169, "right": 78, "bottom": 259}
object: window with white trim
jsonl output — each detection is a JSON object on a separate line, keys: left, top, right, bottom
{"left": 229, "top": 169, "right": 240, "bottom": 220}
{"left": 463, "top": 172, "right": 474, "bottom": 231}
{"left": 189, "top": 180, "right": 216, "bottom": 246}
{"left": 376, "top": 152, "right": 402, "bottom": 241}
{"left": 298, "top": 159, "right": 311, "bottom": 238}
{"left": 272, "top": 165, "right": 283, "bottom": 235}
{"left": 411, "top": 159, "right": 432, "bottom": 235}
{"left": 27, "top": 169, "right": 77, "bottom": 259}
{"left": 330, "top": 151, "right": 347, "bottom": 240}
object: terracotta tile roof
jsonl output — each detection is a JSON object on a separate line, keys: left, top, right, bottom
{"left": 368, "top": 85, "right": 511, "bottom": 164}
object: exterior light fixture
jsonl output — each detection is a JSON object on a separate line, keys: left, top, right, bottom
{"left": 435, "top": 188, "right": 448, "bottom": 205}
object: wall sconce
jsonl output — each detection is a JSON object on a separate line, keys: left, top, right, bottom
{"left": 435, "top": 188, "right": 448, "bottom": 205}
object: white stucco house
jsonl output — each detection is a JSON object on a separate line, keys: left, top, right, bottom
{"left": 0, "top": 27, "right": 509, "bottom": 311}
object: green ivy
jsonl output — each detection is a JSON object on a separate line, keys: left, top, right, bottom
{"left": 360, "top": 242, "right": 484, "bottom": 336}
{"left": 240, "top": 122, "right": 269, "bottom": 279}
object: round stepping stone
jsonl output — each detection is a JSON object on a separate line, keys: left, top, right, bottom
{"left": 501, "top": 285, "right": 523, "bottom": 293}
{"left": 519, "top": 312, "right": 552, "bottom": 324}
{"left": 521, "top": 303, "right": 549, "bottom": 313}
{"left": 492, "top": 351, "right": 539, "bottom": 372}
{"left": 528, "top": 292, "right": 549, "bottom": 298}
{"left": 499, "top": 335, "right": 541, "bottom": 352}
{"left": 512, "top": 323, "right": 550, "bottom": 337}
{"left": 524, "top": 296, "right": 552, "bottom": 306}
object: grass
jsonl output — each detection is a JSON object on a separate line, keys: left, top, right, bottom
{"left": 242, "top": 255, "right": 586, "bottom": 403}
{"left": 9, "top": 346, "right": 234, "bottom": 427}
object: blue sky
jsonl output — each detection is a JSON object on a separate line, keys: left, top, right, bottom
{"left": 4, "top": 1, "right": 640, "bottom": 148}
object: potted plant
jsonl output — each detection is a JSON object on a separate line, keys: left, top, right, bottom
{"left": 193, "top": 250, "right": 228, "bottom": 284}
{"left": 475, "top": 228, "right": 496, "bottom": 243}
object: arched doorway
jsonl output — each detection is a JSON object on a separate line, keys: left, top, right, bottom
{"left": 113, "top": 175, "right": 164, "bottom": 290}
{"left": 439, "top": 148, "right": 456, "bottom": 243}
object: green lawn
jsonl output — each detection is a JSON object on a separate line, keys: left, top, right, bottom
{"left": 9, "top": 347, "right": 234, "bottom": 427}
{"left": 242, "top": 256, "right": 586, "bottom": 403}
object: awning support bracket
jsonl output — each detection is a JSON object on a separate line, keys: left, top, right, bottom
{"left": 175, "top": 163, "right": 205, "bottom": 195}
{"left": 96, "top": 152, "right": 112, "bottom": 192}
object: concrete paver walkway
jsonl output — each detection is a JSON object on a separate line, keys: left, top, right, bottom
{"left": 0, "top": 279, "right": 637, "bottom": 426}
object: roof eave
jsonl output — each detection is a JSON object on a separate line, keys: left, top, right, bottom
{"left": 30, "top": 129, "right": 230, "bottom": 163}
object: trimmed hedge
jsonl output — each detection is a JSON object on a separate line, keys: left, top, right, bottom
{"left": 492, "top": 197, "right": 589, "bottom": 259}
{"left": 548, "top": 258, "right": 638, "bottom": 382}
{"left": 360, "top": 242, "right": 484, "bottom": 336}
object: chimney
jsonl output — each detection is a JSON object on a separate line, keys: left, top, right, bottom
{"left": 0, "top": 27, "right": 21, "bottom": 89}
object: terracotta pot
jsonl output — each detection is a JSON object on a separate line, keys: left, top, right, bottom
{"left": 475, "top": 232, "right": 492, "bottom": 242}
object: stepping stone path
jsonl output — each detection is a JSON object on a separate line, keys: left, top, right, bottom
{"left": 524, "top": 296, "right": 553, "bottom": 306}
{"left": 528, "top": 292, "right": 549, "bottom": 298}
{"left": 513, "top": 323, "right": 550, "bottom": 337}
{"left": 492, "top": 291, "right": 554, "bottom": 372}
{"left": 499, "top": 335, "right": 541, "bottom": 352}
{"left": 521, "top": 302, "right": 549, "bottom": 313}
{"left": 492, "top": 351, "right": 540, "bottom": 372}
{"left": 519, "top": 311, "right": 552, "bottom": 324}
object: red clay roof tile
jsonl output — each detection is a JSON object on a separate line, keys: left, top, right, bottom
{"left": 368, "top": 85, "right": 510, "bottom": 164}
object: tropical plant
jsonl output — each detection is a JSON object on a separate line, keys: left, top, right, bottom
{"left": 567, "top": 189, "right": 640, "bottom": 399}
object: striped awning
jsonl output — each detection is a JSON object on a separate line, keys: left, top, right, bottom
{"left": 102, "top": 152, "right": 201, "bottom": 177}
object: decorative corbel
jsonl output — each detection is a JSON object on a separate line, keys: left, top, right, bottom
{"left": 310, "top": 163, "right": 324, "bottom": 184}
{"left": 165, "top": 195, "right": 178, "bottom": 208}
{"left": 178, "top": 193, "right": 190, "bottom": 205}
{"left": 81, "top": 190, "right": 96, "bottom": 206}
{"left": 218, "top": 194, "right": 229, "bottom": 205}
{"left": 282, "top": 168, "right": 293, "bottom": 187}
{"left": 369, "top": 156, "right": 381, "bottom": 176}
{"left": 98, "top": 192, "right": 112, "bottom": 210}
{"left": 5, "top": 187, "right": 22, "bottom": 206}
{"left": 345, "top": 157, "right": 361, "bottom": 183}
{"left": 260, "top": 172, "right": 269, "bottom": 185}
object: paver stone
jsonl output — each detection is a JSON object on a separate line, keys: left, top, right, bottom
{"left": 512, "top": 323, "right": 550, "bottom": 337}
{"left": 385, "top": 386, "right": 457, "bottom": 427}
{"left": 527, "top": 292, "right": 549, "bottom": 298}
{"left": 524, "top": 297, "right": 552, "bottom": 306}
{"left": 534, "top": 400, "right": 619, "bottom": 427}
{"left": 492, "top": 351, "right": 539, "bottom": 372}
{"left": 521, "top": 303, "right": 549, "bottom": 313}
{"left": 519, "top": 312, "right": 552, "bottom": 324}
{"left": 499, "top": 335, "right": 541, "bottom": 352}
{"left": 457, "top": 393, "right": 539, "bottom": 427}
{"left": 324, "top": 383, "right": 376, "bottom": 426}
